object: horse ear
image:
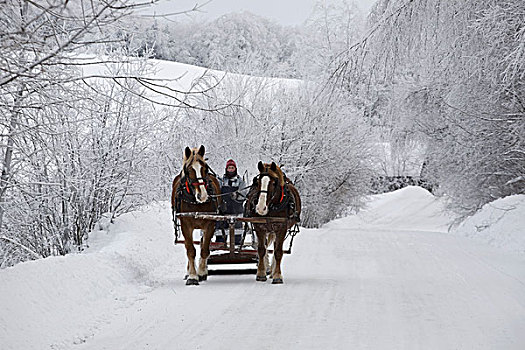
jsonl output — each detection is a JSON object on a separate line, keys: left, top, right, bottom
{"left": 184, "top": 147, "right": 191, "bottom": 159}
{"left": 270, "top": 162, "right": 277, "bottom": 171}
{"left": 258, "top": 161, "right": 264, "bottom": 173}
{"left": 198, "top": 145, "right": 205, "bottom": 157}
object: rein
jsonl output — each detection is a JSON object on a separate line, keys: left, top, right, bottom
{"left": 209, "top": 184, "right": 253, "bottom": 199}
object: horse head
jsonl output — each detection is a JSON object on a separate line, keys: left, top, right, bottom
{"left": 254, "top": 161, "right": 285, "bottom": 216}
{"left": 182, "top": 145, "right": 209, "bottom": 203}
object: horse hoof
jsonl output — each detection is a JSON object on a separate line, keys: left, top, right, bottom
{"left": 198, "top": 274, "right": 207, "bottom": 282}
{"left": 186, "top": 278, "right": 199, "bottom": 286}
{"left": 256, "top": 276, "right": 267, "bottom": 282}
{"left": 272, "top": 278, "right": 283, "bottom": 284}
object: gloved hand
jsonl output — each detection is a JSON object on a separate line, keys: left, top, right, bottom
{"left": 231, "top": 192, "right": 245, "bottom": 201}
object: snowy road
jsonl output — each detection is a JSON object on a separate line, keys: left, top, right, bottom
{"left": 1, "top": 188, "right": 524, "bottom": 349}
{"left": 76, "top": 229, "right": 525, "bottom": 350}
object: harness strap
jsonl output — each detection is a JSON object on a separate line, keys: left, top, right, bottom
{"left": 209, "top": 184, "right": 253, "bottom": 198}
{"left": 192, "top": 177, "right": 207, "bottom": 187}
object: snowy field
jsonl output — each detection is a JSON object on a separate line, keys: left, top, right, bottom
{"left": 1, "top": 187, "right": 524, "bottom": 349}
{"left": 79, "top": 55, "right": 302, "bottom": 103}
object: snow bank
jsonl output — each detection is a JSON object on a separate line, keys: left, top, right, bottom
{"left": 0, "top": 203, "right": 181, "bottom": 350}
{"left": 329, "top": 186, "right": 525, "bottom": 255}
{"left": 0, "top": 253, "right": 145, "bottom": 349}
{"left": 452, "top": 194, "right": 525, "bottom": 254}
{"left": 327, "top": 186, "right": 455, "bottom": 233}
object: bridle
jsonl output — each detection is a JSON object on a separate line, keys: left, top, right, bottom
{"left": 254, "top": 172, "right": 285, "bottom": 205}
{"left": 183, "top": 161, "right": 209, "bottom": 194}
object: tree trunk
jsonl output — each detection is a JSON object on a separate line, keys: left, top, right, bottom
{"left": 0, "top": 88, "right": 23, "bottom": 231}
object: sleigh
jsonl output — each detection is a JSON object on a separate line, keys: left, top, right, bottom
{"left": 174, "top": 212, "right": 299, "bottom": 275}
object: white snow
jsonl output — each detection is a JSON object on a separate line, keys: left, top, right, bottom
{"left": 79, "top": 55, "right": 221, "bottom": 93}
{"left": 1, "top": 187, "right": 525, "bottom": 349}
{"left": 333, "top": 186, "right": 455, "bottom": 232}
{"left": 452, "top": 194, "right": 525, "bottom": 255}
{"left": 78, "top": 56, "right": 302, "bottom": 103}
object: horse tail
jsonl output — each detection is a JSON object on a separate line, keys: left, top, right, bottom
{"left": 267, "top": 232, "right": 276, "bottom": 248}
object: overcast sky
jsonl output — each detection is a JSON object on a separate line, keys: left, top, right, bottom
{"left": 142, "top": 0, "right": 377, "bottom": 26}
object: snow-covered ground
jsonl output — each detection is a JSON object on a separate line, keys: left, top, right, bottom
{"left": 1, "top": 187, "right": 524, "bottom": 349}
{"left": 79, "top": 55, "right": 302, "bottom": 103}
{"left": 453, "top": 194, "right": 525, "bottom": 255}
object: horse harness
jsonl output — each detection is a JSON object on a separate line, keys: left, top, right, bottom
{"left": 174, "top": 165, "right": 219, "bottom": 212}
{"left": 246, "top": 172, "right": 300, "bottom": 222}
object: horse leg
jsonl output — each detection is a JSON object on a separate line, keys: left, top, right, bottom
{"left": 266, "top": 232, "right": 275, "bottom": 277}
{"left": 255, "top": 230, "right": 268, "bottom": 282}
{"left": 197, "top": 222, "right": 214, "bottom": 281}
{"left": 271, "top": 231, "right": 285, "bottom": 284}
{"left": 264, "top": 252, "right": 271, "bottom": 277}
{"left": 182, "top": 224, "right": 199, "bottom": 285}
{"left": 269, "top": 254, "right": 275, "bottom": 279}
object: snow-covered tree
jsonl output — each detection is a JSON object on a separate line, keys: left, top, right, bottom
{"left": 162, "top": 72, "right": 375, "bottom": 227}
{"left": 337, "top": 0, "right": 525, "bottom": 215}
{"left": 292, "top": 0, "right": 365, "bottom": 79}
{"left": 114, "top": 11, "right": 300, "bottom": 78}
{"left": 0, "top": 0, "right": 181, "bottom": 266}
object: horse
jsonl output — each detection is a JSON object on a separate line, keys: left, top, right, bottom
{"left": 171, "top": 145, "right": 221, "bottom": 285}
{"left": 245, "top": 161, "right": 301, "bottom": 284}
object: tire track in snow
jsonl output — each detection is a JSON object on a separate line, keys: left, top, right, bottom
{"left": 55, "top": 203, "right": 525, "bottom": 350}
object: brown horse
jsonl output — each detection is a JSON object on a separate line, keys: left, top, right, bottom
{"left": 171, "top": 145, "right": 221, "bottom": 285}
{"left": 245, "top": 161, "right": 301, "bottom": 284}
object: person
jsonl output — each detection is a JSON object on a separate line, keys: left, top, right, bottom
{"left": 216, "top": 159, "right": 248, "bottom": 244}
{"left": 219, "top": 159, "right": 248, "bottom": 211}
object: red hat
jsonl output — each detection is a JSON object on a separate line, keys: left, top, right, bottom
{"left": 226, "top": 159, "right": 236, "bottom": 169}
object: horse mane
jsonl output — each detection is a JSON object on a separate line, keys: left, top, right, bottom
{"left": 183, "top": 147, "right": 205, "bottom": 169}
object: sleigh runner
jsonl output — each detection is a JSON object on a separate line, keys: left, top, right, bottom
{"left": 173, "top": 212, "right": 300, "bottom": 269}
